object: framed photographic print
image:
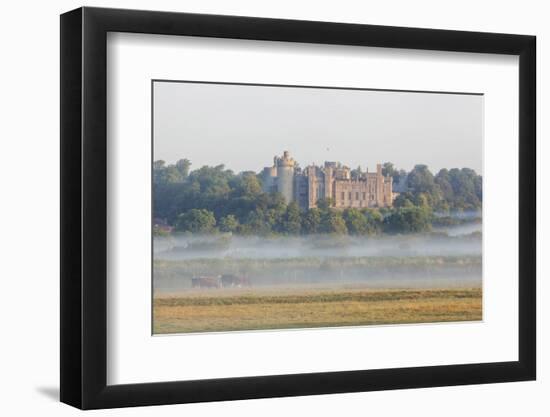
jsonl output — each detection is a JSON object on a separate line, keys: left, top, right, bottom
{"left": 60, "top": 7, "right": 536, "bottom": 409}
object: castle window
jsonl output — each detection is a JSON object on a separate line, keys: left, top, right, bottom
{"left": 356, "top": 192, "right": 359, "bottom": 200}
{"left": 362, "top": 192, "right": 366, "bottom": 200}
{"left": 348, "top": 192, "right": 352, "bottom": 200}
{"left": 341, "top": 192, "right": 345, "bottom": 200}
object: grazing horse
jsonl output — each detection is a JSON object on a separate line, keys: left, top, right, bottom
{"left": 220, "top": 274, "right": 251, "bottom": 288}
{"left": 191, "top": 276, "right": 221, "bottom": 289}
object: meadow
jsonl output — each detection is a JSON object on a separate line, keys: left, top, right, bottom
{"left": 153, "top": 286, "right": 482, "bottom": 334}
{"left": 153, "top": 231, "right": 482, "bottom": 334}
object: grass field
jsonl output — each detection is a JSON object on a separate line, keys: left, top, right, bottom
{"left": 153, "top": 286, "right": 482, "bottom": 334}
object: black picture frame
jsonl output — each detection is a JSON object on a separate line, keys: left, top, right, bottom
{"left": 60, "top": 6, "right": 536, "bottom": 410}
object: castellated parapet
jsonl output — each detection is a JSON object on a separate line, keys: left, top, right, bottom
{"left": 261, "top": 151, "right": 394, "bottom": 210}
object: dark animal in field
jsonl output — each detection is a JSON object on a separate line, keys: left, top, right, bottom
{"left": 191, "top": 276, "right": 221, "bottom": 289}
{"left": 220, "top": 274, "right": 251, "bottom": 288}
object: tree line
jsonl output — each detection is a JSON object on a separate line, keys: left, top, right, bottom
{"left": 153, "top": 159, "right": 482, "bottom": 236}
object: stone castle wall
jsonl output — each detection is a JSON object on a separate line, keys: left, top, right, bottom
{"left": 262, "top": 151, "right": 393, "bottom": 210}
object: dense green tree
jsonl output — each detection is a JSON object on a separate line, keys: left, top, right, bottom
{"left": 175, "top": 158, "right": 192, "bottom": 178}
{"left": 362, "top": 208, "right": 384, "bottom": 235}
{"left": 406, "top": 165, "right": 444, "bottom": 208}
{"left": 414, "top": 192, "right": 431, "bottom": 208}
{"left": 434, "top": 167, "right": 482, "bottom": 211}
{"left": 278, "top": 202, "right": 302, "bottom": 234}
{"left": 392, "top": 169, "right": 408, "bottom": 186}
{"left": 164, "top": 166, "right": 185, "bottom": 184}
{"left": 153, "top": 160, "right": 188, "bottom": 184}
{"left": 435, "top": 169, "right": 453, "bottom": 200}
{"left": 153, "top": 160, "right": 166, "bottom": 170}
{"left": 474, "top": 175, "right": 483, "bottom": 202}
{"left": 383, "top": 206, "right": 432, "bottom": 234}
{"left": 393, "top": 192, "right": 415, "bottom": 208}
{"left": 244, "top": 208, "right": 273, "bottom": 235}
{"left": 408, "top": 165, "right": 437, "bottom": 193}
{"left": 302, "top": 208, "right": 321, "bottom": 234}
{"left": 343, "top": 208, "right": 369, "bottom": 235}
{"left": 231, "top": 171, "right": 262, "bottom": 197}
{"left": 218, "top": 214, "right": 239, "bottom": 233}
{"left": 320, "top": 210, "right": 348, "bottom": 234}
{"left": 382, "top": 162, "right": 395, "bottom": 178}
{"left": 450, "top": 168, "right": 481, "bottom": 210}
{"left": 187, "top": 165, "right": 233, "bottom": 199}
{"left": 175, "top": 209, "right": 216, "bottom": 233}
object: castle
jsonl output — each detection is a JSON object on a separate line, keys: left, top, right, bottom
{"left": 261, "top": 151, "right": 394, "bottom": 210}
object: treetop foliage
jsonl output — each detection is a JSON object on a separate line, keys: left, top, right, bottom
{"left": 154, "top": 159, "right": 481, "bottom": 236}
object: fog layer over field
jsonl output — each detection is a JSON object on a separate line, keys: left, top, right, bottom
{"left": 153, "top": 223, "right": 482, "bottom": 292}
{"left": 155, "top": 229, "right": 481, "bottom": 260}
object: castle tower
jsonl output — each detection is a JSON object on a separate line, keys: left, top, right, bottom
{"left": 376, "top": 163, "right": 384, "bottom": 206}
{"left": 324, "top": 166, "right": 334, "bottom": 203}
{"left": 307, "top": 165, "right": 318, "bottom": 209}
{"left": 261, "top": 166, "right": 277, "bottom": 193}
{"left": 275, "top": 151, "right": 296, "bottom": 203}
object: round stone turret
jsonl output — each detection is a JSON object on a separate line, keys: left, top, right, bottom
{"left": 275, "top": 151, "right": 296, "bottom": 203}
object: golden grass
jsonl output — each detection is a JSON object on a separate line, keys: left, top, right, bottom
{"left": 153, "top": 287, "right": 482, "bottom": 334}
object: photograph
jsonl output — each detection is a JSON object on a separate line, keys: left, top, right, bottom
{"left": 152, "top": 80, "right": 484, "bottom": 335}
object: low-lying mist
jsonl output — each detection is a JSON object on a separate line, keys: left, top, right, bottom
{"left": 154, "top": 227, "right": 481, "bottom": 261}
{"left": 153, "top": 223, "right": 482, "bottom": 292}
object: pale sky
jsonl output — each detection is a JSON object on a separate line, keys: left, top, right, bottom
{"left": 153, "top": 81, "right": 483, "bottom": 175}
